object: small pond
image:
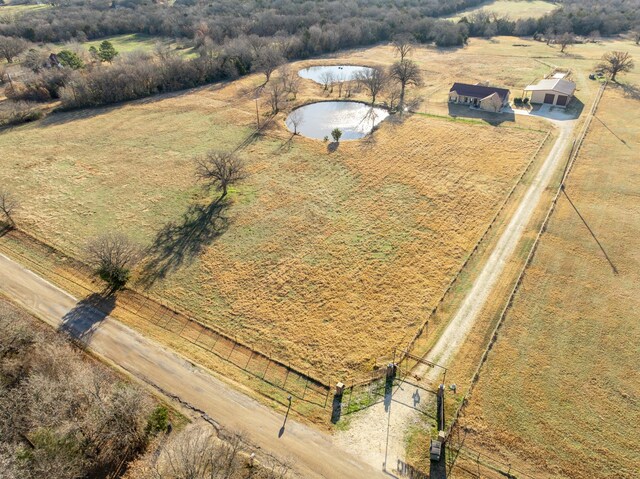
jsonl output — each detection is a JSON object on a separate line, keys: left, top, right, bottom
{"left": 298, "top": 65, "right": 374, "bottom": 84}
{"left": 285, "top": 101, "right": 389, "bottom": 140}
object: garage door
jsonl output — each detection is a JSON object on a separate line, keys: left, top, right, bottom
{"left": 544, "top": 93, "right": 555, "bottom": 104}
{"left": 556, "top": 95, "right": 568, "bottom": 106}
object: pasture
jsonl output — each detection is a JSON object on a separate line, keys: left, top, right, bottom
{"left": 0, "top": 39, "right": 555, "bottom": 379}
{"left": 53, "top": 33, "right": 197, "bottom": 57}
{"left": 446, "top": 0, "right": 559, "bottom": 21}
{"left": 457, "top": 78, "right": 640, "bottom": 477}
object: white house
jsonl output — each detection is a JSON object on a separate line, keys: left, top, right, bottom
{"left": 524, "top": 78, "right": 576, "bottom": 107}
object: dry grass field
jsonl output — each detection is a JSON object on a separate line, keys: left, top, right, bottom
{"left": 2, "top": 36, "right": 636, "bottom": 388}
{"left": 456, "top": 82, "right": 640, "bottom": 478}
{"left": 446, "top": 0, "right": 559, "bottom": 21}
{"left": 0, "top": 38, "right": 555, "bottom": 379}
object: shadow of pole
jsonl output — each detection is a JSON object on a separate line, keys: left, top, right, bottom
{"left": 562, "top": 187, "right": 618, "bottom": 275}
{"left": 593, "top": 115, "right": 630, "bottom": 148}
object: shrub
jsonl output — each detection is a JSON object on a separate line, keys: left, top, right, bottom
{"left": 0, "top": 101, "right": 43, "bottom": 127}
{"left": 146, "top": 405, "right": 169, "bottom": 435}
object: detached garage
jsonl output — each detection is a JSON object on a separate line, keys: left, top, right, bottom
{"left": 524, "top": 78, "right": 576, "bottom": 108}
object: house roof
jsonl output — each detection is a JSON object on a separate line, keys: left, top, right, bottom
{"left": 449, "top": 83, "right": 510, "bottom": 101}
{"left": 524, "top": 78, "right": 576, "bottom": 96}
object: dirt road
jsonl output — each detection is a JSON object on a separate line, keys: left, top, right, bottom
{"left": 335, "top": 116, "right": 577, "bottom": 474}
{"left": 0, "top": 253, "right": 384, "bottom": 479}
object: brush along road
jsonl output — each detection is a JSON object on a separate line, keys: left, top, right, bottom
{"left": 0, "top": 252, "right": 385, "bottom": 479}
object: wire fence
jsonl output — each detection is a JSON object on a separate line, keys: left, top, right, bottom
{"left": 0, "top": 227, "right": 332, "bottom": 408}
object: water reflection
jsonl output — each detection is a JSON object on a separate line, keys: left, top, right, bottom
{"left": 285, "top": 101, "right": 389, "bottom": 140}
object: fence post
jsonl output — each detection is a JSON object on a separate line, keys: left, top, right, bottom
{"left": 263, "top": 358, "right": 271, "bottom": 379}
{"left": 245, "top": 350, "right": 253, "bottom": 369}
{"left": 347, "top": 385, "right": 354, "bottom": 411}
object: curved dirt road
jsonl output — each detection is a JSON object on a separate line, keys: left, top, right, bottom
{"left": 0, "top": 253, "right": 384, "bottom": 479}
{"left": 335, "top": 114, "right": 577, "bottom": 473}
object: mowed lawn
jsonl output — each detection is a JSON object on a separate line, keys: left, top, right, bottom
{"left": 459, "top": 85, "right": 640, "bottom": 478}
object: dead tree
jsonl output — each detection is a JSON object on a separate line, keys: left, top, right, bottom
{"left": 319, "top": 71, "right": 335, "bottom": 92}
{"left": 253, "top": 45, "right": 284, "bottom": 84}
{"left": 597, "top": 51, "right": 635, "bottom": 82}
{"left": 279, "top": 66, "right": 300, "bottom": 99}
{"left": 266, "top": 78, "right": 287, "bottom": 113}
{"left": 557, "top": 32, "right": 575, "bottom": 53}
{"left": 0, "top": 188, "right": 18, "bottom": 227}
{"left": 195, "top": 150, "right": 246, "bottom": 198}
{"left": 392, "top": 33, "right": 414, "bottom": 61}
{"left": 355, "top": 67, "right": 388, "bottom": 105}
{"left": 389, "top": 59, "right": 422, "bottom": 112}
{"left": 287, "top": 108, "right": 304, "bottom": 134}
{"left": 86, "top": 233, "right": 140, "bottom": 291}
{"left": 0, "top": 35, "right": 29, "bottom": 63}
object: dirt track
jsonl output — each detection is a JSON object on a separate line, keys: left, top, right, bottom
{"left": 335, "top": 114, "right": 577, "bottom": 474}
{"left": 0, "top": 252, "right": 385, "bottom": 479}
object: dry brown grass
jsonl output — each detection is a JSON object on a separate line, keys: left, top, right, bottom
{"left": 456, "top": 85, "right": 640, "bottom": 478}
{"left": 0, "top": 39, "right": 554, "bottom": 380}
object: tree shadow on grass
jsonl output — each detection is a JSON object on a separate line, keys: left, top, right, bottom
{"left": 59, "top": 292, "right": 116, "bottom": 344}
{"left": 140, "top": 198, "right": 229, "bottom": 287}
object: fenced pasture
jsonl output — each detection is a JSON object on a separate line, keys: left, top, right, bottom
{"left": 457, "top": 85, "right": 640, "bottom": 477}
{"left": 0, "top": 58, "right": 547, "bottom": 381}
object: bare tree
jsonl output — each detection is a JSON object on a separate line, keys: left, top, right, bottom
{"left": 266, "top": 78, "right": 287, "bottom": 113}
{"left": 195, "top": 150, "right": 246, "bottom": 198}
{"left": 545, "top": 27, "right": 555, "bottom": 46}
{"left": 253, "top": 45, "right": 284, "bottom": 84}
{"left": 149, "top": 425, "right": 244, "bottom": 479}
{"left": 335, "top": 73, "right": 346, "bottom": 97}
{"left": 0, "top": 188, "right": 18, "bottom": 227}
{"left": 633, "top": 30, "right": 640, "bottom": 46}
{"left": 86, "top": 233, "right": 140, "bottom": 290}
{"left": 355, "top": 67, "right": 388, "bottom": 105}
{"left": 388, "top": 59, "right": 422, "bottom": 112}
{"left": 278, "top": 66, "right": 300, "bottom": 99}
{"left": 392, "top": 33, "right": 414, "bottom": 61}
{"left": 319, "top": 70, "right": 335, "bottom": 92}
{"left": 287, "top": 108, "right": 304, "bottom": 135}
{"left": 597, "top": 51, "right": 635, "bottom": 82}
{"left": 0, "top": 35, "right": 29, "bottom": 63}
{"left": 557, "top": 32, "right": 575, "bottom": 53}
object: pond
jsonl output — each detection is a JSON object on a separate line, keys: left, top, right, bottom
{"left": 285, "top": 101, "right": 389, "bottom": 140}
{"left": 298, "top": 65, "right": 374, "bottom": 84}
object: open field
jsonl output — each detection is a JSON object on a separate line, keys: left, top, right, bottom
{"left": 60, "top": 33, "right": 197, "bottom": 57}
{"left": 48, "top": 33, "right": 197, "bottom": 59}
{"left": 446, "top": 0, "right": 559, "bottom": 21}
{"left": 1, "top": 35, "right": 635, "bottom": 394}
{"left": 0, "top": 2, "right": 50, "bottom": 15}
{"left": 455, "top": 80, "right": 640, "bottom": 477}
{"left": 0, "top": 38, "right": 557, "bottom": 379}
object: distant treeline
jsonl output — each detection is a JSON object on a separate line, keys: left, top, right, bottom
{"left": 0, "top": 0, "right": 484, "bottom": 45}
{"left": 1, "top": 0, "right": 638, "bottom": 47}
{"left": 0, "top": 0, "right": 638, "bottom": 113}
